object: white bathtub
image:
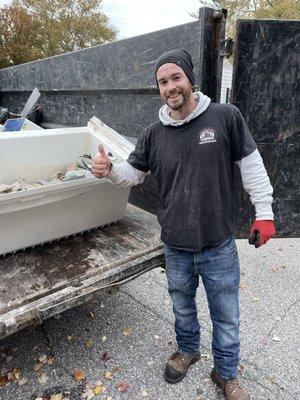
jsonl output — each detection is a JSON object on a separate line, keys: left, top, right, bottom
{"left": 0, "top": 117, "right": 134, "bottom": 255}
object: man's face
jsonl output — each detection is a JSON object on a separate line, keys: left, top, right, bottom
{"left": 156, "top": 63, "right": 193, "bottom": 111}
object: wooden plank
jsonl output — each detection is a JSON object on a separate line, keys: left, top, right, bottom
{"left": 0, "top": 205, "right": 164, "bottom": 338}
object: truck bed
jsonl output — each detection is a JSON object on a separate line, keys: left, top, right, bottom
{"left": 0, "top": 204, "right": 164, "bottom": 339}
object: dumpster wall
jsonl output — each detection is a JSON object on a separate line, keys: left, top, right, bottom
{"left": 0, "top": 7, "right": 225, "bottom": 215}
{"left": 0, "top": 7, "right": 223, "bottom": 135}
{"left": 232, "top": 19, "right": 300, "bottom": 238}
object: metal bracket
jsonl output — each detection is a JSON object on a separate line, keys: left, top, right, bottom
{"left": 220, "top": 37, "right": 235, "bottom": 58}
{"left": 213, "top": 8, "right": 228, "bottom": 21}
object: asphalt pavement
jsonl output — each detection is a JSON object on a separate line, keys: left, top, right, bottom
{"left": 0, "top": 238, "right": 299, "bottom": 400}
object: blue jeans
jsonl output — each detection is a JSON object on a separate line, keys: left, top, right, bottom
{"left": 164, "top": 235, "right": 240, "bottom": 380}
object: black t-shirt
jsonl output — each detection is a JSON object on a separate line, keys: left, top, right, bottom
{"left": 127, "top": 102, "right": 257, "bottom": 251}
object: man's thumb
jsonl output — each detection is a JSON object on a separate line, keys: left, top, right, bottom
{"left": 98, "top": 144, "right": 107, "bottom": 158}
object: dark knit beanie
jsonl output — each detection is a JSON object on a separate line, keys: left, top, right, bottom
{"left": 154, "top": 49, "right": 195, "bottom": 86}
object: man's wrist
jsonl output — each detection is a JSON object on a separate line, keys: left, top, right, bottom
{"left": 255, "top": 202, "right": 274, "bottom": 220}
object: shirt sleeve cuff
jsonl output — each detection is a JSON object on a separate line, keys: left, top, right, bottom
{"left": 107, "top": 164, "right": 120, "bottom": 183}
{"left": 255, "top": 202, "right": 274, "bottom": 220}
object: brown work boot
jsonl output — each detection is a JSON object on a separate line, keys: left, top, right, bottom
{"left": 211, "top": 369, "right": 249, "bottom": 400}
{"left": 164, "top": 351, "right": 200, "bottom": 384}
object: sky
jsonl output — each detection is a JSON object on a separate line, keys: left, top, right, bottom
{"left": 0, "top": 0, "right": 219, "bottom": 39}
{"left": 101, "top": 0, "right": 205, "bottom": 39}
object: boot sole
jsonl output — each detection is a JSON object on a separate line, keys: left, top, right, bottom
{"left": 164, "top": 354, "right": 201, "bottom": 384}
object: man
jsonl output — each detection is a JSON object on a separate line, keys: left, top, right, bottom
{"left": 92, "top": 49, "right": 276, "bottom": 400}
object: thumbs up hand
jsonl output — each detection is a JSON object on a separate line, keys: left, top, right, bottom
{"left": 92, "top": 144, "right": 112, "bottom": 179}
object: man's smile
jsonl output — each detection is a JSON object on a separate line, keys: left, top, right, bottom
{"left": 168, "top": 93, "right": 181, "bottom": 100}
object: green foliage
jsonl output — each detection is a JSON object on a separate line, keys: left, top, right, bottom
{"left": 194, "top": 0, "right": 300, "bottom": 37}
{"left": 254, "top": 0, "right": 300, "bottom": 19}
{"left": 0, "top": 0, "right": 117, "bottom": 68}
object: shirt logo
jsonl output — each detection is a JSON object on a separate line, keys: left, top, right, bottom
{"left": 198, "top": 128, "right": 217, "bottom": 144}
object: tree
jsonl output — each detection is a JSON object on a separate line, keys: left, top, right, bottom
{"left": 0, "top": 1, "right": 43, "bottom": 68}
{"left": 192, "top": 0, "right": 300, "bottom": 37}
{"left": 0, "top": 0, "right": 117, "bottom": 68}
{"left": 254, "top": 0, "right": 300, "bottom": 19}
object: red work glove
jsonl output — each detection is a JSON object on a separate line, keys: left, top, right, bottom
{"left": 249, "top": 220, "right": 276, "bottom": 248}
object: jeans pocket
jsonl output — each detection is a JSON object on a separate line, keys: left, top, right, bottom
{"left": 163, "top": 244, "right": 177, "bottom": 256}
{"left": 214, "top": 235, "right": 237, "bottom": 255}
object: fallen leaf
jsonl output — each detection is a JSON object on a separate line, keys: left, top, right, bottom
{"left": 154, "top": 335, "right": 160, "bottom": 340}
{"left": 0, "top": 375, "right": 9, "bottom": 386}
{"left": 123, "top": 327, "right": 133, "bottom": 336}
{"left": 268, "top": 267, "right": 280, "bottom": 273}
{"left": 18, "top": 376, "right": 28, "bottom": 386}
{"left": 47, "top": 357, "right": 56, "bottom": 365}
{"left": 104, "top": 371, "right": 113, "bottom": 380}
{"left": 82, "top": 388, "right": 95, "bottom": 400}
{"left": 105, "top": 397, "right": 113, "bottom": 400}
{"left": 38, "top": 354, "right": 48, "bottom": 363}
{"left": 87, "top": 311, "right": 95, "bottom": 319}
{"left": 141, "top": 389, "right": 148, "bottom": 397}
{"left": 116, "top": 381, "right": 129, "bottom": 393}
{"left": 85, "top": 339, "right": 93, "bottom": 349}
{"left": 93, "top": 384, "right": 105, "bottom": 395}
{"left": 107, "top": 286, "right": 119, "bottom": 295}
{"left": 239, "top": 283, "right": 246, "bottom": 291}
{"left": 13, "top": 368, "right": 22, "bottom": 380}
{"left": 238, "top": 364, "right": 245, "bottom": 373}
{"left": 37, "top": 372, "right": 49, "bottom": 384}
{"left": 101, "top": 352, "right": 111, "bottom": 361}
{"left": 50, "top": 394, "right": 63, "bottom": 400}
{"left": 101, "top": 336, "right": 107, "bottom": 342}
{"left": 196, "top": 396, "right": 206, "bottom": 400}
{"left": 73, "top": 369, "right": 85, "bottom": 380}
{"left": 201, "top": 352, "right": 210, "bottom": 359}
{"left": 66, "top": 335, "right": 73, "bottom": 343}
{"left": 272, "top": 335, "right": 281, "bottom": 342}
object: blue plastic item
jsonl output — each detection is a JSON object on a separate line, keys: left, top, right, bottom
{"left": 3, "top": 119, "right": 25, "bottom": 132}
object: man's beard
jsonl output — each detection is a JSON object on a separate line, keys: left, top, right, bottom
{"left": 166, "top": 88, "right": 191, "bottom": 111}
